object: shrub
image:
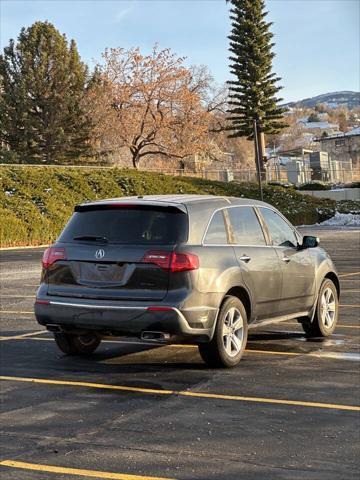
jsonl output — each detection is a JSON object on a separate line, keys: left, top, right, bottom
{"left": 344, "top": 182, "right": 360, "bottom": 189}
{"left": 0, "top": 149, "right": 19, "bottom": 164}
{"left": 337, "top": 200, "right": 360, "bottom": 215}
{"left": 297, "top": 182, "right": 331, "bottom": 191}
{"left": 0, "top": 165, "right": 345, "bottom": 247}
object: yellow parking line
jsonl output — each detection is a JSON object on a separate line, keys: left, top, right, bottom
{"left": 0, "top": 330, "right": 47, "bottom": 341}
{"left": 246, "top": 348, "right": 299, "bottom": 356}
{"left": 0, "top": 244, "right": 48, "bottom": 251}
{"left": 335, "top": 324, "right": 360, "bottom": 329}
{"left": 341, "top": 290, "right": 360, "bottom": 293}
{"left": 282, "top": 321, "right": 360, "bottom": 329}
{"left": 180, "top": 391, "right": 360, "bottom": 411}
{"left": 19, "top": 336, "right": 52, "bottom": 341}
{"left": 0, "top": 310, "right": 33, "bottom": 315}
{"left": 339, "top": 272, "right": 360, "bottom": 278}
{"left": 0, "top": 295, "right": 34, "bottom": 298}
{"left": 0, "top": 375, "right": 174, "bottom": 395}
{"left": 0, "top": 460, "right": 174, "bottom": 480}
{"left": 0, "top": 336, "right": 328, "bottom": 359}
{"left": 1, "top": 375, "right": 359, "bottom": 412}
{"left": 340, "top": 304, "right": 360, "bottom": 308}
{"left": 170, "top": 345, "right": 300, "bottom": 355}
{"left": 104, "top": 346, "right": 360, "bottom": 362}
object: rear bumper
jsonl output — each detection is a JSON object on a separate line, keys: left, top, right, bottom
{"left": 34, "top": 298, "right": 218, "bottom": 342}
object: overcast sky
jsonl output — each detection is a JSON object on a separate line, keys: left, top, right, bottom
{"left": 1, "top": 0, "right": 359, "bottom": 102}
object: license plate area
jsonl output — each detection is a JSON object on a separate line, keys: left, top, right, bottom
{"left": 76, "top": 262, "right": 132, "bottom": 286}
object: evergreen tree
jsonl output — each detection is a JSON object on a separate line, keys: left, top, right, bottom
{"left": 227, "top": 0, "right": 286, "bottom": 170}
{"left": 0, "top": 21, "right": 91, "bottom": 163}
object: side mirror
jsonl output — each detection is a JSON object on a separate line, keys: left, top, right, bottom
{"left": 299, "top": 235, "right": 320, "bottom": 249}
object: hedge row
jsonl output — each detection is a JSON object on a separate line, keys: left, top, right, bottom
{"left": 0, "top": 166, "right": 355, "bottom": 247}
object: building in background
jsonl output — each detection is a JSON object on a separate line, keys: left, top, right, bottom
{"left": 267, "top": 148, "right": 312, "bottom": 184}
{"left": 285, "top": 159, "right": 312, "bottom": 184}
{"left": 309, "top": 151, "right": 332, "bottom": 181}
{"left": 297, "top": 119, "right": 339, "bottom": 130}
{"left": 267, "top": 146, "right": 354, "bottom": 185}
{"left": 315, "top": 128, "right": 360, "bottom": 180}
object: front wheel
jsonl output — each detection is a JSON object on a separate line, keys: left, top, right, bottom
{"left": 302, "top": 279, "right": 339, "bottom": 337}
{"left": 54, "top": 332, "right": 101, "bottom": 355}
{"left": 198, "top": 296, "right": 248, "bottom": 368}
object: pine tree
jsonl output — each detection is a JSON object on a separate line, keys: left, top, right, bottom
{"left": 227, "top": 0, "right": 286, "bottom": 171}
{"left": 0, "top": 21, "right": 91, "bottom": 163}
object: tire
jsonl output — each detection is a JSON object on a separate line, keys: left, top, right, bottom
{"left": 302, "top": 279, "right": 339, "bottom": 337}
{"left": 198, "top": 296, "right": 248, "bottom": 368}
{"left": 54, "top": 332, "right": 101, "bottom": 355}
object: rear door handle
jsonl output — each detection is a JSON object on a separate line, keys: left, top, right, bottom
{"left": 239, "top": 255, "right": 251, "bottom": 263}
{"left": 282, "top": 256, "right": 291, "bottom": 263}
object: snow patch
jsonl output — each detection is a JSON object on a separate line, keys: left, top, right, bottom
{"left": 320, "top": 212, "right": 360, "bottom": 226}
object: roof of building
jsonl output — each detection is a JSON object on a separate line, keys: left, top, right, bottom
{"left": 298, "top": 121, "right": 339, "bottom": 129}
{"left": 345, "top": 126, "right": 360, "bottom": 136}
{"left": 315, "top": 126, "right": 360, "bottom": 142}
{"left": 275, "top": 148, "right": 314, "bottom": 157}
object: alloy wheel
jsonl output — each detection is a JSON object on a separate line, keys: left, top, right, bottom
{"left": 320, "top": 287, "right": 336, "bottom": 328}
{"left": 222, "top": 307, "right": 244, "bottom": 357}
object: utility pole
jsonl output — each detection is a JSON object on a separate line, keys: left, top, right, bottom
{"left": 253, "top": 118, "right": 264, "bottom": 202}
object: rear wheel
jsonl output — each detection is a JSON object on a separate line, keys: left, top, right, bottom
{"left": 54, "top": 332, "right": 101, "bottom": 355}
{"left": 198, "top": 296, "right": 248, "bottom": 368}
{"left": 302, "top": 279, "right": 338, "bottom": 337}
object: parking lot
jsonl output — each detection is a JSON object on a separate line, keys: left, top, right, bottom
{"left": 0, "top": 226, "right": 359, "bottom": 480}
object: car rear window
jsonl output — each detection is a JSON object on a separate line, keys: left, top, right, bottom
{"left": 58, "top": 207, "right": 188, "bottom": 245}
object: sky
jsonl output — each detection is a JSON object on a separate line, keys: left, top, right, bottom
{"left": 1, "top": 0, "right": 359, "bottom": 103}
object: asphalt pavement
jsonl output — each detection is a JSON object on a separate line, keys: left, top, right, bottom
{"left": 0, "top": 226, "right": 359, "bottom": 480}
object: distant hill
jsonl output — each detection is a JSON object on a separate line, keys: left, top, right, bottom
{"left": 284, "top": 91, "right": 360, "bottom": 110}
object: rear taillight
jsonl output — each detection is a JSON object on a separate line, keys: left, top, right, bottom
{"left": 141, "top": 250, "right": 199, "bottom": 272}
{"left": 170, "top": 252, "right": 199, "bottom": 272}
{"left": 42, "top": 247, "right": 67, "bottom": 269}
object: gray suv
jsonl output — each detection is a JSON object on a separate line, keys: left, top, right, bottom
{"left": 35, "top": 195, "right": 339, "bottom": 367}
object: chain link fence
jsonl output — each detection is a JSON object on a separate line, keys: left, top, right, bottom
{"left": 1, "top": 163, "right": 359, "bottom": 185}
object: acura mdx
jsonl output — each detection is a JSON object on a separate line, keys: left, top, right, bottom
{"left": 35, "top": 195, "right": 339, "bottom": 367}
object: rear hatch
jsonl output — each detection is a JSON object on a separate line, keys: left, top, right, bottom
{"left": 45, "top": 203, "right": 188, "bottom": 301}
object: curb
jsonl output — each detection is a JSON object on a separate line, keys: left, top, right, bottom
{"left": 0, "top": 244, "right": 48, "bottom": 251}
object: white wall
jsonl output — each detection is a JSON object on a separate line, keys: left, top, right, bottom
{"left": 298, "top": 188, "right": 360, "bottom": 201}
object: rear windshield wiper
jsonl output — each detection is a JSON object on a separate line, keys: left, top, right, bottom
{"left": 73, "top": 235, "right": 108, "bottom": 243}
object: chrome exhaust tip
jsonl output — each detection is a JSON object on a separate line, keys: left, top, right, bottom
{"left": 46, "top": 324, "right": 63, "bottom": 333}
{"left": 141, "top": 331, "right": 170, "bottom": 342}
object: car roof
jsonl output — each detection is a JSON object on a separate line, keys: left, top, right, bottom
{"left": 78, "top": 194, "right": 270, "bottom": 209}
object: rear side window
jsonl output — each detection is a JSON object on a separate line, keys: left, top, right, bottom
{"left": 227, "top": 207, "right": 266, "bottom": 246}
{"left": 259, "top": 208, "right": 298, "bottom": 248}
{"left": 204, "top": 210, "right": 228, "bottom": 244}
{"left": 58, "top": 207, "right": 188, "bottom": 245}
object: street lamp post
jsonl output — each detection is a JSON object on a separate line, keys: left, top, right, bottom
{"left": 253, "top": 118, "right": 264, "bottom": 201}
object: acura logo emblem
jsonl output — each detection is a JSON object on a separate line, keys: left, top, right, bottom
{"left": 95, "top": 249, "right": 105, "bottom": 260}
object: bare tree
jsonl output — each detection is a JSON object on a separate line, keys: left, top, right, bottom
{"left": 85, "top": 46, "right": 213, "bottom": 168}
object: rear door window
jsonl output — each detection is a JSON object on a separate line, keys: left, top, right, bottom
{"left": 259, "top": 208, "right": 298, "bottom": 248}
{"left": 204, "top": 210, "right": 228, "bottom": 244}
{"left": 227, "top": 206, "right": 266, "bottom": 246}
{"left": 58, "top": 207, "right": 188, "bottom": 245}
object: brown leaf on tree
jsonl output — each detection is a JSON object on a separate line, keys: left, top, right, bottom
{"left": 84, "top": 45, "right": 215, "bottom": 168}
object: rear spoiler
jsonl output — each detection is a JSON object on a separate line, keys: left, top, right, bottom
{"left": 75, "top": 202, "right": 187, "bottom": 214}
